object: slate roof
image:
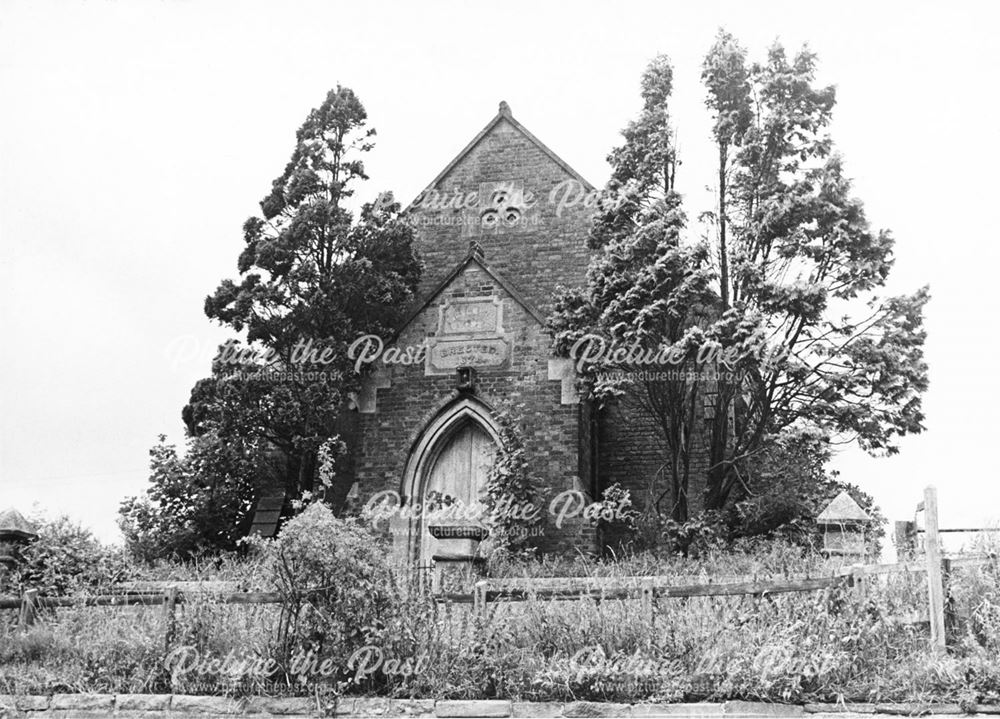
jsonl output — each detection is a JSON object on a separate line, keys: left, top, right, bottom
{"left": 249, "top": 494, "right": 286, "bottom": 539}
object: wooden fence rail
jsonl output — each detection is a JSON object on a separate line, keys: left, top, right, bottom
{"left": 462, "top": 574, "right": 848, "bottom": 604}
{"left": 437, "top": 554, "right": 989, "bottom": 608}
{"left": 0, "top": 591, "right": 283, "bottom": 611}
{"left": 434, "top": 485, "right": 997, "bottom": 655}
{"left": 1, "top": 486, "right": 992, "bottom": 651}
{"left": 0, "top": 589, "right": 285, "bottom": 639}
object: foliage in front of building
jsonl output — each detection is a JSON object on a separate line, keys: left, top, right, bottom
{"left": 246, "top": 502, "right": 398, "bottom": 691}
{"left": 191, "top": 84, "right": 419, "bottom": 506}
{"left": 481, "top": 402, "right": 541, "bottom": 558}
{"left": 119, "top": 87, "right": 421, "bottom": 560}
{"left": 118, "top": 433, "right": 277, "bottom": 562}
{"left": 550, "top": 33, "right": 927, "bottom": 548}
{"left": 6, "top": 534, "right": 1000, "bottom": 705}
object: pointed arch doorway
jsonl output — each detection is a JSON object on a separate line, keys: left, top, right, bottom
{"left": 401, "top": 398, "right": 500, "bottom": 567}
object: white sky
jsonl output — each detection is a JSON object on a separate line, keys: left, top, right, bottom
{"left": 1, "top": 0, "right": 997, "bottom": 549}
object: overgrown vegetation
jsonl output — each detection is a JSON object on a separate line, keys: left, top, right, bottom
{"left": 5, "top": 511, "right": 1000, "bottom": 706}
{"left": 1, "top": 31, "right": 940, "bottom": 708}
{"left": 118, "top": 85, "right": 421, "bottom": 561}
{"left": 247, "top": 503, "right": 398, "bottom": 690}
{"left": 481, "top": 402, "right": 542, "bottom": 558}
{"left": 11, "top": 513, "right": 130, "bottom": 596}
{"left": 549, "top": 33, "right": 928, "bottom": 537}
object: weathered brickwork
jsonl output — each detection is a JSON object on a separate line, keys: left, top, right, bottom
{"left": 353, "top": 260, "right": 594, "bottom": 554}
{"left": 343, "top": 103, "right": 701, "bottom": 557}
{"left": 408, "top": 105, "right": 594, "bottom": 317}
{"left": 598, "top": 397, "right": 711, "bottom": 550}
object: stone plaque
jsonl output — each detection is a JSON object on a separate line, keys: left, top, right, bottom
{"left": 440, "top": 299, "right": 500, "bottom": 336}
{"left": 426, "top": 297, "right": 511, "bottom": 375}
{"left": 427, "top": 337, "right": 511, "bottom": 374}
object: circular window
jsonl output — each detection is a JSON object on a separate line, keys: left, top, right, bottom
{"left": 503, "top": 207, "right": 522, "bottom": 226}
{"left": 481, "top": 209, "right": 500, "bottom": 228}
{"left": 490, "top": 190, "right": 509, "bottom": 208}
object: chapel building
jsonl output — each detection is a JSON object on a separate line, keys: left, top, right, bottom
{"left": 338, "top": 102, "right": 707, "bottom": 563}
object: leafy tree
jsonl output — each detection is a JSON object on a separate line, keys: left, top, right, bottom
{"left": 118, "top": 433, "right": 276, "bottom": 561}
{"left": 587, "top": 54, "right": 678, "bottom": 251}
{"left": 185, "top": 86, "right": 420, "bottom": 504}
{"left": 550, "top": 55, "right": 718, "bottom": 523}
{"left": 551, "top": 36, "right": 928, "bottom": 535}
{"left": 702, "top": 30, "right": 753, "bottom": 311}
{"left": 698, "top": 32, "right": 929, "bottom": 512}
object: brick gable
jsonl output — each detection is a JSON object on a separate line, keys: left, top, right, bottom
{"left": 351, "top": 253, "right": 595, "bottom": 557}
{"left": 336, "top": 102, "right": 706, "bottom": 560}
{"left": 405, "top": 103, "right": 595, "bottom": 317}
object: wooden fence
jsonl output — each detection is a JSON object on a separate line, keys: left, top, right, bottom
{"left": 0, "top": 485, "right": 993, "bottom": 652}
{"left": 0, "top": 585, "right": 285, "bottom": 653}
{"left": 436, "top": 486, "right": 996, "bottom": 652}
{"left": 446, "top": 556, "right": 958, "bottom": 622}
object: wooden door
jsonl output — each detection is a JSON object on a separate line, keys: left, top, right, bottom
{"left": 419, "top": 421, "right": 496, "bottom": 564}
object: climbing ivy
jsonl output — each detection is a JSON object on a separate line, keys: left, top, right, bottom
{"left": 482, "top": 401, "right": 541, "bottom": 557}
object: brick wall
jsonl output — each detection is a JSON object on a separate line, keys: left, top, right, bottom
{"left": 407, "top": 113, "right": 593, "bottom": 317}
{"left": 342, "top": 105, "right": 707, "bottom": 558}
{"left": 598, "top": 391, "right": 712, "bottom": 551}
{"left": 353, "top": 260, "right": 595, "bottom": 555}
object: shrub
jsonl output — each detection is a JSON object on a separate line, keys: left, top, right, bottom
{"left": 118, "top": 433, "right": 275, "bottom": 563}
{"left": 253, "top": 502, "right": 397, "bottom": 689}
{"left": 15, "top": 513, "right": 130, "bottom": 595}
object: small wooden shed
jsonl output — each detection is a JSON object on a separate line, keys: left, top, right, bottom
{"left": 817, "top": 491, "right": 871, "bottom": 557}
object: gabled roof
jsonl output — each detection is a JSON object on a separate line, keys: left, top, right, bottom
{"left": 407, "top": 101, "right": 594, "bottom": 210}
{"left": 0, "top": 507, "right": 38, "bottom": 541}
{"left": 817, "top": 491, "right": 871, "bottom": 524}
{"left": 391, "top": 241, "right": 546, "bottom": 343}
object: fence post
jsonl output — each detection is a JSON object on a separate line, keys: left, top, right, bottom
{"left": 848, "top": 564, "right": 866, "bottom": 603}
{"left": 473, "top": 581, "right": 487, "bottom": 621}
{"left": 641, "top": 580, "right": 654, "bottom": 624}
{"left": 18, "top": 588, "right": 38, "bottom": 630}
{"left": 924, "top": 486, "right": 947, "bottom": 652}
{"left": 163, "top": 587, "right": 178, "bottom": 653}
{"left": 942, "top": 557, "right": 957, "bottom": 639}
{"left": 431, "top": 561, "right": 442, "bottom": 595}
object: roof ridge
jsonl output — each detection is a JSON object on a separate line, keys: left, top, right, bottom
{"left": 405, "top": 101, "right": 593, "bottom": 212}
{"left": 817, "top": 491, "right": 871, "bottom": 523}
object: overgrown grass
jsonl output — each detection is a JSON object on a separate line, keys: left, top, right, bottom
{"left": 485, "top": 537, "right": 838, "bottom": 580}
{"left": 4, "top": 543, "right": 1000, "bottom": 705}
